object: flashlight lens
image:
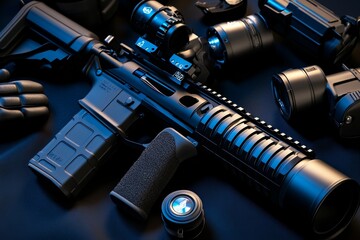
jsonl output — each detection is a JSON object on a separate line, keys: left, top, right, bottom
{"left": 207, "top": 14, "right": 273, "bottom": 66}
{"left": 313, "top": 181, "right": 359, "bottom": 234}
{"left": 271, "top": 74, "right": 294, "bottom": 120}
{"left": 271, "top": 66, "right": 327, "bottom": 121}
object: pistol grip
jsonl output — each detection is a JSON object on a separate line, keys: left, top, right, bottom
{"left": 110, "top": 128, "right": 197, "bottom": 220}
{"left": 28, "top": 109, "right": 118, "bottom": 197}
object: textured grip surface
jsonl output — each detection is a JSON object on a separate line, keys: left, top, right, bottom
{"left": 28, "top": 109, "right": 117, "bottom": 197}
{"left": 110, "top": 128, "right": 197, "bottom": 220}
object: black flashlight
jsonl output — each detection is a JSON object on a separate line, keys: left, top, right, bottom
{"left": 272, "top": 65, "right": 360, "bottom": 138}
{"left": 207, "top": 13, "right": 274, "bottom": 66}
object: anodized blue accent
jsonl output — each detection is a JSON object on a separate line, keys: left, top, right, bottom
{"left": 171, "top": 196, "right": 194, "bottom": 215}
{"left": 268, "top": 0, "right": 287, "bottom": 11}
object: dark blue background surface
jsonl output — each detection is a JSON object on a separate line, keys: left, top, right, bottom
{"left": 0, "top": 0, "right": 359, "bottom": 239}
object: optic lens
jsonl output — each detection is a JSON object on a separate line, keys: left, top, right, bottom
{"left": 207, "top": 14, "right": 273, "bottom": 65}
{"left": 271, "top": 66, "right": 327, "bottom": 121}
{"left": 207, "top": 35, "right": 226, "bottom": 64}
{"left": 271, "top": 75, "right": 293, "bottom": 120}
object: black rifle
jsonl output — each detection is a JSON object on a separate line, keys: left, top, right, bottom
{"left": 0, "top": 2, "right": 359, "bottom": 239}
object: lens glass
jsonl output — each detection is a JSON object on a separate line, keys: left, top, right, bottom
{"left": 271, "top": 75, "right": 293, "bottom": 120}
{"left": 313, "top": 181, "right": 359, "bottom": 235}
{"left": 207, "top": 35, "right": 226, "bottom": 62}
{"left": 206, "top": 14, "right": 273, "bottom": 66}
{"left": 170, "top": 195, "right": 195, "bottom": 215}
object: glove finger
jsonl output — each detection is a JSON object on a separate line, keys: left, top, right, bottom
{"left": 20, "top": 93, "right": 49, "bottom": 106}
{"left": 0, "top": 108, "right": 23, "bottom": 122}
{"left": 0, "top": 106, "right": 49, "bottom": 122}
{"left": 0, "top": 94, "right": 48, "bottom": 108}
{"left": 21, "top": 106, "right": 49, "bottom": 119}
{"left": 0, "top": 80, "right": 44, "bottom": 95}
{"left": 0, "top": 96, "right": 21, "bottom": 108}
{"left": 12, "top": 80, "right": 44, "bottom": 93}
{"left": 0, "top": 69, "right": 11, "bottom": 82}
{"left": 0, "top": 83, "right": 18, "bottom": 95}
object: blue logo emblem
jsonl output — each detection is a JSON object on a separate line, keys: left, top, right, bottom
{"left": 171, "top": 196, "right": 194, "bottom": 215}
{"left": 143, "top": 7, "right": 153, "bottom": 15}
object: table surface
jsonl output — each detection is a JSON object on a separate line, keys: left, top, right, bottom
{"left": 0, "top": 0, "right": 359, "bottom": 239}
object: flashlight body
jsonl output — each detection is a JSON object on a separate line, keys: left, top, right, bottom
{"left": 272, "top": 65, "right": 360, "bottom": 138}
{"left": 207, "top": 13, "right": 274, "bottom": 66}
